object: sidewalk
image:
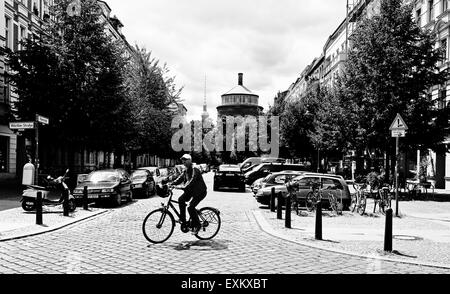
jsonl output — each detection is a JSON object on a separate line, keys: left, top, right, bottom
{"left": 0, "top": 205, "right": 108, "bottom": 242}
{"left": 254, "top": 200, "right": 450, "bottom": 269}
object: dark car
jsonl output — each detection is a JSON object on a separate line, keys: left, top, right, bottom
{"left": 251, "top": 171, "right": 305, "bottom": 195}
{"left": 244, "top": 163, "right": 310, "bottom": 186}
{"left": 139, "top": 166, "right": 170, "bottom": 185}
{"left": 214, "top": 165, "right": 246, "bottom": 192}
{"left": 130, "top": 169, "right": 156, "bottom": 198}
{"left": 73, "top": 169, "right": 133, "bottom": 207}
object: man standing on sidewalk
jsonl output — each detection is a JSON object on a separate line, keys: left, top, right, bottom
{"left": 171, "top": 154, "right": 207, "bottom": 234}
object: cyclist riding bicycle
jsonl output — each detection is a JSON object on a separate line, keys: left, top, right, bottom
{"left": 170, "top": 154, "right": 207, "bottom": 235}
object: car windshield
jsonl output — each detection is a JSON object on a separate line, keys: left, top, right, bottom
{"left": 86, "top": 171, "right": 119, "bottom": 183}
{"left": 131, "top": 170, "right": 147, "bottom": 179}
{"left": 219, "top": 165, "right": 241, "bottom": 172}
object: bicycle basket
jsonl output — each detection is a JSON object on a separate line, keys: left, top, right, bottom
{"left": 156, "top": 184, "right": 170, "bottom": 198}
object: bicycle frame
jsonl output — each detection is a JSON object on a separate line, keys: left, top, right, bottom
{"left": 158, "top": 189, "right": 208, "bottom": 228}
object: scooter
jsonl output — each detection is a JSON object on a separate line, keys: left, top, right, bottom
{"left": 21, "top": 169, "right": 77, "bottom": 212}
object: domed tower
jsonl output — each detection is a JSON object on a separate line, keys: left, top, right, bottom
{"left": 217, "top": 73, "right": 264, "bottom": 120}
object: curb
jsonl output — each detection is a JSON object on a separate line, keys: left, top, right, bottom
{"left": 252, "top": 210, "right": 450, "bottom": 270}
{"left": 0, "top": 209, "right": 109, "bottom": 242}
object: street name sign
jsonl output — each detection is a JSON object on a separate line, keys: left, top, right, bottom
{"left": 391, "top": 130, "right": 406, "bottom": 138}
{"left": 9, "top": 122, "right": 36, "bottom": 130}
{"left": 37, "top": 115, "right": 49, "bottom": 125}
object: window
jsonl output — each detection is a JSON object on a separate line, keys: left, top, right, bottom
{"left": 416, "top": 9, "right": 422, "bottom": 26}
{"left": 439, "top": 88, "right": 447, "bottom": 109}
{"left": 19, "top": 26, "right": 26, "bottom": 50}
{"left": 429, "top": 0, "right": 434, "bottom": 22}
{"left": 322, "top": 178, "right": 344, "bottom": 190}
{"left": 443, "top": 0, "right": 448, "bottom": 13}
{"left": 0, "top": 136, "right": 9, "bottom": 173}
{"left": 441, "top": 38, "right": 448, "bottom": 61}
{"left": 273, "top": 175, "right": 287, "bottom": 185}
{"left": 5, "top": 17, "right": 11, "bottom": 50}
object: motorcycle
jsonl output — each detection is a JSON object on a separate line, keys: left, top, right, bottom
{"left": 21, "top": 169, "right": 77, "bottom": 213}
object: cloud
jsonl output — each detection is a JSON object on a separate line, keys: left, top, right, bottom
{"left": 106, "top": 0, "right": 348, "bottom": 121}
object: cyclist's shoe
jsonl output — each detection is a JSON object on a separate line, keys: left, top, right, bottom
{"left": 191, "top": 225, "right": 201, "bottom": 235}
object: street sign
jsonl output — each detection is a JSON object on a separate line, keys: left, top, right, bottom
{"left": 389, "top": 113, "right": 408, "bottom": 131}
{"left": 9, "top": 122, "right": 36, "bottom": 130}
{"left": 391, "top": 130, "right": 406, "bottom": 138}
{"left": 37, "top": 115, "right": 49, "bottom": 125}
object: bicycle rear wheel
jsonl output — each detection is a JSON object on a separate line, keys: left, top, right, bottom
{"left": 195, "top": 207, "right": 221, "bottom": 241}
{"left": 350, "top": 193, "right": 358, "bottom": 213}
{"left": 305, "top": 192, "right": 316, "bottom": 212}
{"left": 357, "top": 193, "right": 367, "bottom": 216}
{"left": 142, "top": 209, "right": 175, "bottom": 244}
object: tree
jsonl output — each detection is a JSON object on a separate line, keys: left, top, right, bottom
{"left": 7, "top": 0, "right": 133, "bottom": 161}
{"left": 125, "top": 45, "right": 183, "bottom": 158}
{"left": 336, "top": 0, "right": 449, "bottom": 177}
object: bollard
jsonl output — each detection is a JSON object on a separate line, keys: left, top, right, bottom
{"left": 83, "top": 186, "right": 89, "bottom": 210}
{"left": 384, "top": 208, "right": 393, "bottom": 252}
{"left": 277, "top": 192, "right": 283, "bottom": 220}
{"left": 315, "top": 200, "right": 322, "bottom": 240}
{"left": 36, "top": 192, "right": 43, "bottom": 225}
{"left": 270, "top": 188, "right": 276, "bottom": 213}
{"left": 285, "top": 195, "right": 291, "bottom": 229}
{"left": 63, "top": 189, "right": 69, "bottom": 217}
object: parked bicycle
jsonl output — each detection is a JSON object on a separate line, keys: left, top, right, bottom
{"left": 142, "top": 185, "right": 221, "bottom": 244}
{"left": 350, "top": 182, "right": 367, "bottom": 216}
{"left": 373, "top": 184, "right": 392, "bottom": 214}
{"left": 405, "top": 180, "right": 435, "bottom": 201}
{"left": 305, "top": 184, "right": 343, "bottom": 215}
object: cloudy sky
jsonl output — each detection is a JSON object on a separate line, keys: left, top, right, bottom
{"left": 106, "top": 0, "right": 348, "bottom": 121}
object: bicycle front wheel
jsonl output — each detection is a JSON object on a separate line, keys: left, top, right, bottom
{"left": 142, "top": 209, "right": 175, "bottom": 244}
{"left": 195, "top": 207, "right": 221, "bottom": 241}
{"left": 357, "top": 194, "right": 367, "bottom": 216}
{"left": 305, "top": 192, "right": 316, "bottom": 212}
{"left": 350, "top": 193, "right": 358, "bottom": 213}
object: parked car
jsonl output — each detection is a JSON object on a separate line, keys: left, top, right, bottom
{"left": 200, "top": 164, "right": 210, "bottom": 173}
{"left": 139, "top": 167, "right": 170, "bottom": 185}
{"left": 244, "top": 163, "right": 310, "bottom": 186}
{"left": 130, "top": 169, "right": 156, "bottom": 198}
{"left": 214, "top": 164, "right": 246, "bottom": 192}
{"left": 73, "top": 169, "right": 133, "bottom": 207}
{"left": 255, "top": 173, "right": 351, "bottom": 209}
{"left": 251, "top": 171, "right": 305, "bottom": 195}
{"left": 240, "top": 157, "right": 286, "bottom": 173}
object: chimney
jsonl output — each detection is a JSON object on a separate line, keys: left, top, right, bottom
{"left": 238, "top": 73, "right": 243, "bottom": 86}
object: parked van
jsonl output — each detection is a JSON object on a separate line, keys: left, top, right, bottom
{"left": 240, "top": 157, "right": 286, "bottom": 173}
{"left": 244, "top": 163, "right": 309, "bottom": 185}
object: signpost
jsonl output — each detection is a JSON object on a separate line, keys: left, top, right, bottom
{"left": 389, "top": 114, "right": 409, "bottom": 217}
{"left": 9, "top": 115, "right": 50, "bottom": 185}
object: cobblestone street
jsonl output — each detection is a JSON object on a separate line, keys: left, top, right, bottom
{"left": 0, "top": 173, "right": 448, "bottom": 274}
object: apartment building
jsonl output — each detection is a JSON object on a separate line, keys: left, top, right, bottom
{"left": 0, "top": 0, "right": 132, "bottom": 181}
{"left": 282, "top": 0, "right": 450, "bottom": 189}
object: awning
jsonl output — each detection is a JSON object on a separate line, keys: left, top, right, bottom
{"left": 0, "top": 124, "right": 14, "bottom": 135}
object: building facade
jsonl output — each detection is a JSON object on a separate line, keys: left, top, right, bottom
{"left": 282, "top": 0, "right": 450, "bottom": 189}
{"left": 0, "top": 0, "right": 133, "bottom": 182}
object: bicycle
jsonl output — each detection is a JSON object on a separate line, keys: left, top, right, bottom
{"left": 373, "top": 184, "right": 392, "bottom": 214}
{"left": 305, "top": 185, "right": 343, "bottom": 216}
{"left": 142, "top": 185, "right": 221, "bottom": 244}
{"left": 350, "top": 183, "right": 367, "bottom": 216}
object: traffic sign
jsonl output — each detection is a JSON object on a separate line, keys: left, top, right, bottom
{"left": 391, "top": 130, "right": 406, "bottom": 138}
{"left": 389, "top": 113, "right": 408, "bottom": 131}
{"left": 37, "top": 115, "right": 49, "bottom": 125}
{"left": 9, "top": 122, "right": 36, "bottom": 130}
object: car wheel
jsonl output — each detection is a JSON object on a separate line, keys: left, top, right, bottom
{"left": 22, "top": 200, "right": 36, "bottom": 212}
{"left": 127, "top": 191, "right": 133, "bottom": 203}
{"left": 149, "top": 182, "right": 156, "bottom": 197}
{"left": 68, "top": 199, "right": 77, "bottom": 212}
